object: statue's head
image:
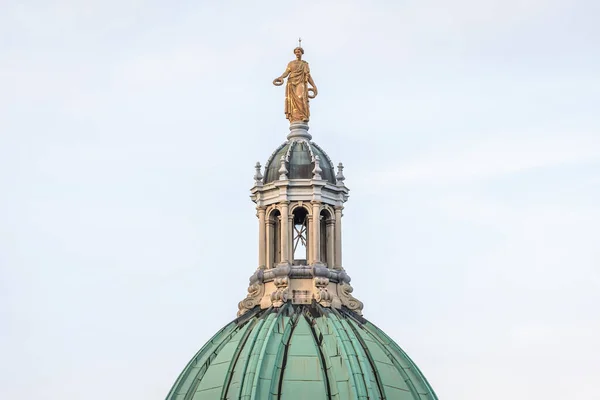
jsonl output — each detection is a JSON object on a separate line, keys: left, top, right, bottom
{"left": 293, "top": 47, "right": 304, "bottom": 58}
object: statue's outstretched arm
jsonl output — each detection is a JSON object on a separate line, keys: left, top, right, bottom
{"left": 279, "top": 67, "right": 291, "bottom": 79}
{"left": 273, "top": 67, "right": 291, "bottom": 86}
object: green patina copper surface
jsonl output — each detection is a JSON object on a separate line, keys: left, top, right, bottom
{"left": 166, "top": 304, "right": 438, "bottom": 400}
{"left": 263, "top": 141, "right": 336, "bottom": 184}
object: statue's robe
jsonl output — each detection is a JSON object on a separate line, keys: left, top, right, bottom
{"left": 285, "top": 60, "right": 311, "bottom": 122}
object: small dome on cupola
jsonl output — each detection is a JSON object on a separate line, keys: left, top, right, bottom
{"left": 263, "top": 122, "right": 336, "bottom": 184}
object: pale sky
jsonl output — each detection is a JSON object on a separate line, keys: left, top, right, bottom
{"left": 1, "top": 1, "right": 599, "bottom": 399}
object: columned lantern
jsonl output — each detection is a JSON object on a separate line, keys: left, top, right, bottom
{"left": 165, "top": 44, "right": 439, "bottom": 400}
{"left": 238, "top": 120, "right": 362, "bottom": 316}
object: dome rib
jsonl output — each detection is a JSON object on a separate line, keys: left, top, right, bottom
{"left": 302, "top": 311, "right": 333, "bottom": 400}
{"left": 271, "top": 306, "right": 300, "bottom": 399}
{"left": 342, "top": 314, "right": 387, "bottom": 398}
{"left": 325, "top": 308, "right": 373, "bottom": 399}
{"left": 235, "top": 309, "right": 273, "bottom": 398}
{"left": 310, "top": 141, "right": 335, "bottom": 171}
{"left": 219, "top": 314, "right": 261, "bottom": 398}
{"left": 247, "top": 309, "right": 284, "bottom": 398}
{"left": 312, "top": 310, "right": 346, "bottom": 399}
{"left": 361, "top": 322, "right": 438, "bottom": 398}
{"left": 194, "top": 321, "right": 256, "bottom": 398}
{"left": 369, "top": 326, "right": 422, "bottom": 398}
{"left": 166, "top": 321, "right": 237, "bottom": 399}
{"left": 265, "top": 142, "right": 288, "bottom": 171}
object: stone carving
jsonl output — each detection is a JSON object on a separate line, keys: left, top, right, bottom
{"left": 278, "top": 155, "right": 288, "bottom": 180}
{"left": 336, "top": 162, "right": 345, "bottom": 186}
{"left": 272, "top": 44, "right": 318, "bottom": 123}
{"left": 237, "top": 281, "right": 265, "bottom": 317}
{"left": 239, "top": 265, "right": 364, "bottom": 315}
{"left": 312, "top": 155, "right": 322, "bottom": 180}
{"left": 270, "top": 276, "right": 290, "bottom": 307}
{"left": 313, "top": 277, "right": 332, "bottom": 307}
{"left": 254, "top": 162, "right": 263, "bottom": 185}
{"left": 338, "top": 281, "right": 364, "bottom": 315}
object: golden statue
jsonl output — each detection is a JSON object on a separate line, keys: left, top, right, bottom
{"left": 273, "top": 45, "right": 318, "bottom": 122}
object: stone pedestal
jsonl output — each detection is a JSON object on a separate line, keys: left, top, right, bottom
{"left": 237, "top": 264, "right": 364, "bottom": 316}
{"left": 287, "top": 121, "right": 312, "bottom": 140}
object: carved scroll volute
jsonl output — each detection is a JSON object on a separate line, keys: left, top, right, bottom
{"left": 313, "top": 277, "right": 332, "bottom": 307}
{"left": 270, "top": 276, "right": 290, "bottom": 307}
{"left": 237, "top": 282, "right": 265, "bottom": 317}
{"left": 337, "top": 282, "right": 364, "bottom": 315}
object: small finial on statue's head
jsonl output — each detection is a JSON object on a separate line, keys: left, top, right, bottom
{"left": 294, "top": 37, "right": 304, "bottom": 54}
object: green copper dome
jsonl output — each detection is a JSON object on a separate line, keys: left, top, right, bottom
{"left": 166, "top": 304, "right": 438, "bottom": 400}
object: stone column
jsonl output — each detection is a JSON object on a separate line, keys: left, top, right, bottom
{"left": 334, "top": 206, "right": 343, "bottom": 269}
{"left": 306, "top": 215, "right": 312, "bottom": 263}
{"left": 288, "top": 214, "right": 294, "bottom": 263}
{"left": 311, "top": 202, "right": 321, "bottom": 264}
{"left": 280, "top": 202, "right": 290, "bottom": 264}
{"left": 266, "top": 218, "right": 275, "bottom": 269}
{"left": 326, "top": 219, "right": 335, "bottom": 268}
{"left": 257, "top": 207, "right": 266, "bottom": 269}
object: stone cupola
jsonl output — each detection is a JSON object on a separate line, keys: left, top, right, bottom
{"left": 238, "top": 121, "right": 363, "bottom": 316}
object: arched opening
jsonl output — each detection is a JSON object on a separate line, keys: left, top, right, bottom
{"left": 267, "top": 209, "right": 281, "bottom": 268}
{"left": 292, "top": 207, "right": 309, "bottom": 265}
{"left": 320, "top": 209, "right": 334, "bottom": 267}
